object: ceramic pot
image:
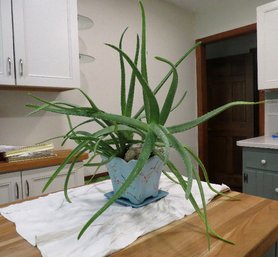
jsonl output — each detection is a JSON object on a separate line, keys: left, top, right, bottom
{"left": 106, "top": 156, "right": 163, "bottom": 204}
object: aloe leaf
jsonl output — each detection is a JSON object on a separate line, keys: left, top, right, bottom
{"left": 150, "top": 124, "right": 170, "bottom": 165}
{"left": 42, "top": 140, "right": 89, "bottom": 192}
{"left": 78, "top": 130, "right": 156, "bottom": 239}
{"left": 155, "top": 57, "right": 178, "bottom": 125}
{"left": 26, "top": 101, "right": 79, "bottom": 116}
{"left": 66, "top": 124, "right": 145, "bottom": 154}
{"left": 138, "top": 0, "right": 151, "bottom": 123}
{"left": 105, "top": 43, "right": 160, "bottom": 123}
{"left": 26, "top": 102, "right": 52, "bottom": 116}
{"left": 64, "top": 150, "right": 86, "bottom": 203}
{"left": 84, "top": 156, "right": 115, "bottom": 167}
{"left": 183, "top": 145, "right": 238, "bottom": 200}
{"left": 66, "top": 115, "right": 77, "bottom": 140}
{"left": 139, "top": 1, "right": 148, "bottom": 83}
{"left": 29, "top": 94, "right": 78, "bottom": 110}
{"left": 61, "top": 118, "right": 99, "bottom": 146}
{"left": 187, "top": 185, "right": 234, "bottom": 245}
{"left": 164, "top": 158, "right": 233, "bottom": 246}
{"left": 191, "top": 164, "right": 210, "bottom": 247}
{"left": 161, "top": 170, "right": 179, "bottom": 184}
{"left": 119, "top": 27, "right": 128, "bottom": 115}
{"left": 28, "top": 101, "right": 149, "bottom": 132}
{"left": 93, "top": 137, "right": 104, "bottom": 156}
{"left": 66, "top": 131, "right": 115, "bottom": 156}
{"left": 90, "top": 123, "right": 145, "bottom": 139}
{"left": 36, "top": 135, "right": 65, "bottom": 144}
{"left": 168, "top": 101, "right": 262, "bottom": 134}
{"left": 125, "top": 34, "right": 140, "bottom": 117}
{"left": 83, "top": 152, "right": 116, "bottom": 168}
{"left": 170, "top": 90, "right": 187, "bottom": 113}
{"left": 133, "top": 41, "right": 201, "bottom": 119}
{"left": 163, "top": 129, "right": 193, "bottom": 199}
{"left": 165, "top": 159, "right": 209, "bottom": 248}
{"left": 76, "top": 89, "right": 99, "bottom": 111}
{"left": 85, "top": 165, "right": 103, "bottom": 184}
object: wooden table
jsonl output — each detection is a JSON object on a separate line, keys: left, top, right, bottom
{"left": 0, "top": 192, "right": 277, "bottom": 257}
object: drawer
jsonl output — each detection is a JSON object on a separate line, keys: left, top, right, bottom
{"left": 243, "top": 147, "right": 278, "bottom": 172}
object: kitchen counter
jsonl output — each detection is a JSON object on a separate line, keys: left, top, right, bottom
{"left": 0, "top": 149, "right": 88, "bottom": 174}
{"left": 0, "top": 191, "right": 277, "bottom": 257}
{"left": 237, "top": 136, "right": 278, "bottom": 149}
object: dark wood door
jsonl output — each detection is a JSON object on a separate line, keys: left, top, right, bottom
{"left": 206, "top": 53, "right": 257, "bottom": 191}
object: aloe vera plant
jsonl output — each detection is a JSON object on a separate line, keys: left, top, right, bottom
{"left": 27, "top": 1, "right": 259, "bottom": 248}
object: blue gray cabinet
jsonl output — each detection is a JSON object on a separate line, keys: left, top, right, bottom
{"left": 242, "top": 147, "right": 278, "bottom": 257}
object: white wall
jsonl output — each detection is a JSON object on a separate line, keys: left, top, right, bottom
{"left": 195, "top": 0, "right": 273, "bottom": 39}
{"left": 0, "top": 0, "right": 197, "bottom": 175}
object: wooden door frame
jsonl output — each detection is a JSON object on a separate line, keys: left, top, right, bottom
{"left": 195, "top": 23, "right": 265, "bottom": 173}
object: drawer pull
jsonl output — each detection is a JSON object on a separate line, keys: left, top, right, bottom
{"left": 275, "top": 188, "right": 278, "bottom": 194}
{"left": 7, "top": 57, "right": 12, "bottom": 76}
{"left": 260, "top": 159, "right": 266, "bottom": 165}
{"left": 19, "top": 59, "right": 23, "bottom": 76}
{"left": 25, "top": 180, "right": 30, "bottom": 197}
{"left": 15, "top": 182, "right": 19, "bottom": 199}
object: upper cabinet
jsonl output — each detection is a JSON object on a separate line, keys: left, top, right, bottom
{"left": 257, "top": 0, "right": 278, "bottom": 90}
{"left": 0, "top": 0, "right": 15, "bottom": 85}
{"left": 0, "top": 0, "right": 80, "bottom": 89}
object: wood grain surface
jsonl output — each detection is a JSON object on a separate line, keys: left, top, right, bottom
{"left": 0, "top": 149, "right": 88, "bottom": 174}
{"left": 0, "top": 191, "right": 277, "bottom": 257}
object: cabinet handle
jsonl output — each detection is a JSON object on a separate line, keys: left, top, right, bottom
{"left": 275, "top": 188, "right": 278, "bottom": 194}
{"left": 19, "top": 59, "right": 23, "bottom": 76}
{"left": 243, "top": 173, "right": 248, "bottom": 183}
{"left": 7, "top": 57, "right": 12, "bottom": 76}
{"left": 261, "top": 159, "right": 267, "bottom": 165}
{"left": 15, "top": 182, "right": 19, "bottom": 199}
{"left": 25, "top": 180, "right": 30, "bottom": 197}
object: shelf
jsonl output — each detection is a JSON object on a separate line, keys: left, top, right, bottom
{"left": 78, "top": 14, "right": 94, "bottom": 30}
{"left": 79, "top": 54, "right": 95, "bottom": 63}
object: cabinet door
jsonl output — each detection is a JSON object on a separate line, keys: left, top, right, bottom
{"left": 257, "top": 1, "right": 278, "bottom": 89}
{"left": 12, "top": 0, "right": 80, "bottom": 88}
{"left": 21, "top": 163, "right": 84, "bottom": 198}
{"left": 0, "top": 0, "right": 15, "bottom": 85}
{"left": 243, "top": 168, "right": 278, "bottom": 200}
{"left": 0, "top": 172, "right": 22, "bottom": 204}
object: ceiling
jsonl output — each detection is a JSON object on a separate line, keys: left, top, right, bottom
{"left": 163, "top": 0, "right": 272, "bottom": 13}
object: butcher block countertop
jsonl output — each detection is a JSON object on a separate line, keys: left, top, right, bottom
{"left": 0, "top": 149, "right": 89, "bottom": 174}
{"left": 0, "top": 191, "right": 277, "bottom": 257}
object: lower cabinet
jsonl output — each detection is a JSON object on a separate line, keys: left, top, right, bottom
{"left": 242, "top": 147, "right": 278, "bottom": 257}
{"left": 0, "top": 163, "right": 84, "bottom": 205}
{"left": 0, "top": 172, "right": 22, "bottom": 204}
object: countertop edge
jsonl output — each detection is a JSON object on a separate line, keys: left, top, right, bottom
{"left": 237, "top": 136, "right": 278, "bottom": 149}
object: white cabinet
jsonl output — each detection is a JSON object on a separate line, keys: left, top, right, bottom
{"left": 0, "top": 0, "right": 15, "bottom": 85}
{"left": 0, "top": 0, "right": 80, "bottom": 89}
{"left": 257, "top": 0, "right": 278, "bottom": 90}
{"left": 21, "top": 163, "right": 84, "bottom": 198}
{"left": 0, "top": 163, "right": 84, "bottom": 204}
{"left": 0, "top": 172, "right": 22, "bottom": 204}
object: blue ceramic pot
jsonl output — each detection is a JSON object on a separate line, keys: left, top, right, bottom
{"left": 106, "top": 156, "right": 163, "bottom": 204}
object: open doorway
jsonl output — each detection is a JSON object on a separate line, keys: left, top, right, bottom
{"left": 196, "top": 24, "right": 264, "bottom": 192}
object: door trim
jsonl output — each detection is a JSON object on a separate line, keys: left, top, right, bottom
{"left": 195, "top": 23, "right": 265, "bottom": 175}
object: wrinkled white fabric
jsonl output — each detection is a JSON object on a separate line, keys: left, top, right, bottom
{"left": 0, "top": 174, "right": 229, "bottom": 257}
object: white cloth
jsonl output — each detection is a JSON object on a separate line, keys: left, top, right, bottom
{"left": 0, "top": 174, "right": 229, "bottom": 257}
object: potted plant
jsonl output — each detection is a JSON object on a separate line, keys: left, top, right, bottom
{"left": 27, "top": 1, "right": 257, "bottom": 248}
